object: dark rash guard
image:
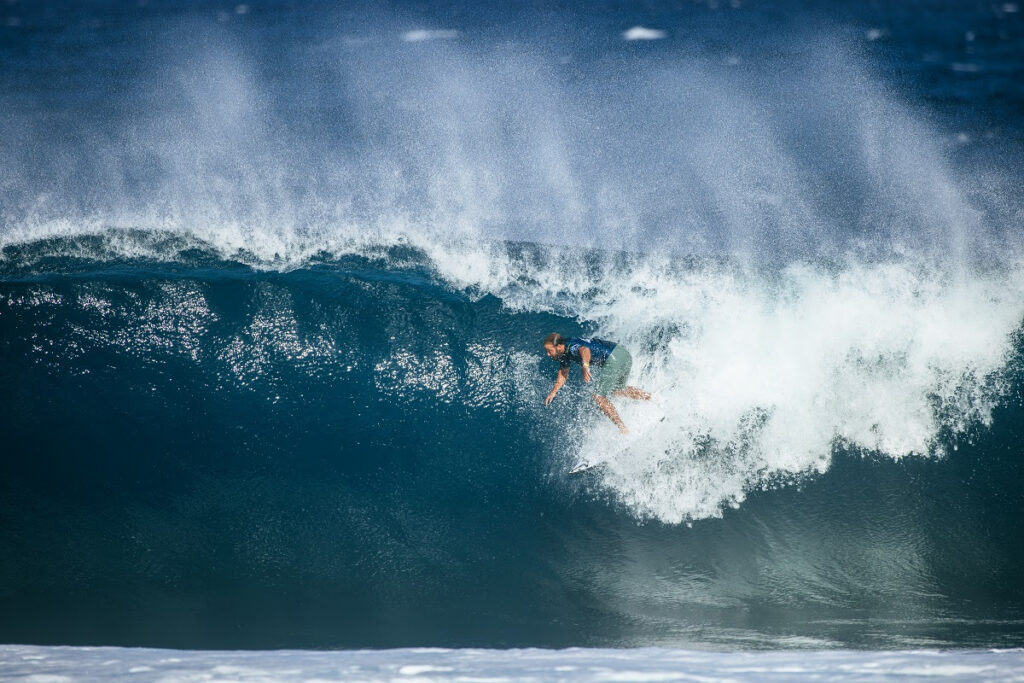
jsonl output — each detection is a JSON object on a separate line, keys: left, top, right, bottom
{"left": 559, "top": 337, "right": 617, "bottom": 368}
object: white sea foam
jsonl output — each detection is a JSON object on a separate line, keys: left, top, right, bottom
{"left": 2, "top": 645, "right": 1023, "bottom": 681}
{"left": 623, "top": 26, "right": 668, "bottom": 41}
{"left": 586, "top": 260, "right": 1022, "bottom": 522}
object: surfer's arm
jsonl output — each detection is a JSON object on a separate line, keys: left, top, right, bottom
{"left": 545, "top": 366, "right": 569, "bottom": 406}
{"left": 579, "top": 347, "right": 592, "bottom": 383}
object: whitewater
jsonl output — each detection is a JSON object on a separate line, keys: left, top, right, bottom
{"left": 3, "top": 645, "right": 1024, "bottom": 681}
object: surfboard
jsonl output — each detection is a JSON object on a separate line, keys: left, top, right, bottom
{"left": 568, "top": 460, "right": 603, "bottom": 475}
{"left": 567, "top": 404, "right": 665, "bottom": 474}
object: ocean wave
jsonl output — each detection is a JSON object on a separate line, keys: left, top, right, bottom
{"left": 3, "top": 232, "right": 1022, "bottom": 525}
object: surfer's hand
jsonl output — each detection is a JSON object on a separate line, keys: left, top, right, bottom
{"left": 583, "top": 367, "right": 591, "bottom": 383}
{"left": 545, "top": 391, "right": 556, "bottom": 406}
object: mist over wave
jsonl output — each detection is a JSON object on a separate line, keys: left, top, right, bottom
{"left": 1, "top": 12, "right": 1020, "bottom": 265}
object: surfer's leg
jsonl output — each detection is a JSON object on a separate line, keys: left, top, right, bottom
{"left": 597, "top": 349, "right": 635, "bottom": 399}
{"left": 594, "top": 394, "right": 629, "bottom": 434}
{"left": 613, "top": 386, "right": 651, "bottom": 400}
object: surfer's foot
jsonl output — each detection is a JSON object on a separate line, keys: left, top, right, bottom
{"left": 618, "top": 425, "right": 630, "bottom": 434}
{"left": 614, "top": 386, "right": 651, "bottom": 401}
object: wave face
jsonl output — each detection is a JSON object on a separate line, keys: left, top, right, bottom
{"left": 2, "top": 244, "right": 1023, "bottom": 649}
{"left": 2, "top": 0, "right": 1024, "bottom": 651}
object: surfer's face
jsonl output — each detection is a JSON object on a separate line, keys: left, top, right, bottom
{"left": 544, "top": 342, "right": 564, "bottom": 360}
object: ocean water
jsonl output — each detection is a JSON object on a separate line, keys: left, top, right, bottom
{"left": 2, "top": 0, "right": 1024, "bottom": 669}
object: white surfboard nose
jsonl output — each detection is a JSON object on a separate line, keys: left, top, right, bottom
{"left": 569, "top": 460, "right": 600, "bottom": 474}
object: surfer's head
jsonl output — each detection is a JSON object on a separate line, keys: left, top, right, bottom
{"left": 544, "top": 333, "right": 566, "bottom": 359}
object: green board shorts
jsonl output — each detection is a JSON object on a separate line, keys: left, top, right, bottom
{"left": 593, "top": 346, "right": 632, "bottom": 395}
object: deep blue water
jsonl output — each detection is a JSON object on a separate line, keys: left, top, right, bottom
{"left": 1, "top": 0, "right": 1023, "bottom": 651}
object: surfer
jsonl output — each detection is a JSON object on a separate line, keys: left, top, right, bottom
{"left": 543, "top": 333, "right": 650, "bottom": 434}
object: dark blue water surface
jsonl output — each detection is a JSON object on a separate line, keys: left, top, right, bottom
{"left": 1, "top": 0, "right": 1023, "bottom": 650}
